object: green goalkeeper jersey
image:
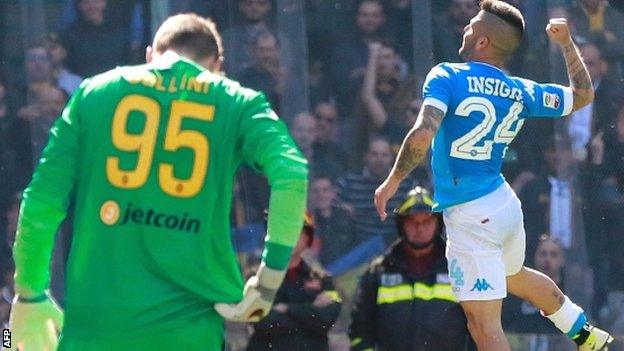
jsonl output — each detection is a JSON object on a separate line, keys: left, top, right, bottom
{"left": 13, "top": 52, "right": 308, "bottom": 339}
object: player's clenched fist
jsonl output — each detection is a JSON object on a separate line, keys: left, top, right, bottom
{"left": 546, "top": 18, "right": 572, "bottom": 46}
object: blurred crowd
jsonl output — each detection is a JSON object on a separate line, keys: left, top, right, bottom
{"left": 1, "top": 0, "right": 624, "bottom": 350}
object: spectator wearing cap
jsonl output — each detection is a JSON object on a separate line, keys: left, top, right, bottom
{"left": 247, "top": 212, "right": 341, "bottom": 351}
{"left": 350, "top": 187, "right": 473, "bottom": 351}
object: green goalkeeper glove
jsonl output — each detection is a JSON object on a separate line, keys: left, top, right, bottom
{"left": 9, "top": 292, "right": 64, "bottom": 351}
{"left": 215, "top": 263, "right": 286, "bottom": 322}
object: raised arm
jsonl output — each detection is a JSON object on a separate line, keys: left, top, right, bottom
{"left": 361, "top": 42, "right": 388, "bottom": 129}
{"left": 546, "top": 18, "right": 594, "bottom": 111}
{"left": 373, "top": 105, "right": 444, "bottom": 219}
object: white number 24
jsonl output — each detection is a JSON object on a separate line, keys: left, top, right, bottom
{"left": 449, "top": 97, "right": 524, "bottom": 160}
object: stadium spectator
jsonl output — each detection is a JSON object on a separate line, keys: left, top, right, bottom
{"left": 0, "top": 77, "right": 32, "bottom": 198}
{"left": 12, "top": 45, "right": 57, "bottom": 108}
{"left": 503, "top": 236, "right": 572, "bottom": 351}
{"left": 359, "top": 41, "right": 419, "bottom": 158}
{"left": 569, "top": 0, "right": 624, "bottom": 64}
{"left": 247, "top": 212, "right": 341, "bottom": 351}
{"left": 291, "top": 112, "right": 317, "bottom": 164}
{"left": 222, "top": 0, "right": 284, "bottom": 75}
{"left": 236, "top": 30, "right": 292, "bottom": 115}
{"left": 312, "top": 102, "right": 348, "bottom": 178}
{"left": 24, "top": 46, "right": 56, "bottom": 88}
{"left": 350, "top": 187, "right": 474, "bottom": 351}
{"left": 331, "top": 0, "right": 387, "bottom": 117}
{"left": 503, "top": 235, "right": 566, "bottom": 334}
{"left": 291, "top": 111, "right": 342, "bottom": 177}
{"left": 587, "top": 104, "right": 624, "bottom": 338}
{"left": 62, "top": 0, "right": 131, "bottom": 77}
{"left": 17, "top": 84, "right": 68, "bottom": 164}
{"left": 519, "top": 136, "right": 585, "bottom": 263}
{"left": 338, "top": 137, "right": 415, "bottom": 247}
{"left": 384, "top": 0, "right": 413, "bottom": 68}
{"left": 309, "top": 175, "right": 362, "bottom": 334}
{"left": 43, "top": 32, "right": 83, "bottom": 94}
{"left": 568, "top": 41, "right": 624, "bottom": 161}
{"left": 433, "top": 0, "right": 479, "bottom": 63}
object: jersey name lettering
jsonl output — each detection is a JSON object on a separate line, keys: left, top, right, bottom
{"left": 466, "top": 76, "right": 523, "bottom": 102}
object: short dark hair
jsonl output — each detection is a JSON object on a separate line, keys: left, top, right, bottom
{"left": 153, "top": 13, "right": 223, "bottom": 61}
{"left": 480, "top": 0, "right": 524, "bottom": 37}
{"left": 311, "top": 173, "right": 336, "bottom": 186}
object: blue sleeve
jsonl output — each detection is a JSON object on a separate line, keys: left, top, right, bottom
{"left": 519, "top": 78, "right": 574, "bottom": 118}
{"left": 422, "top": 63, "right": 454, "bottom": 114}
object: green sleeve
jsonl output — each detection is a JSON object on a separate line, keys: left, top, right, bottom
{"left": 237, "top": 93, "right": 308, "bottom": 270}
{"left": 13, "top": 83, "right": 85, "bottom": 297}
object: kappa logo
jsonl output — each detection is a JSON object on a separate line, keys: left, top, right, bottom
{"left": 470, "top": 278, "right": 494, "bottom": 292}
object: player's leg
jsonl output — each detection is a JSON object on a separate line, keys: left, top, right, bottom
{"left": 507, "top": 267, "right": 613, "bottom": 350}
{"left": 506, "top": 266, "right": 564, "bottom": 315}
{"left": 505, "top": 195, "right": 613, "bottom": 350}
{"left": 460, "top": 299, "right": 510, "bottom": 351}
{"left": 443, "top": 187, "right": 514, "bottom": 351}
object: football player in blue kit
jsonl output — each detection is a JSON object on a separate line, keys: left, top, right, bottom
{"left": 374, "top": 1, "right": 613, "bottom": 350}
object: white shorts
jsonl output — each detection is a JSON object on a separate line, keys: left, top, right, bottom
{"left": 443, "top": 182, "right": 526, "bottom": 301}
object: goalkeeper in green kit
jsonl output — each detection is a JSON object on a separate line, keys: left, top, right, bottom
{"left": 9, "top": 13, "right": 308, "bottom": 351}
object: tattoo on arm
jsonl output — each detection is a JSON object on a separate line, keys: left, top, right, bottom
{"left": 392, "top": 106, "right": 444, "bottom": 180}
{"left": 561, "top": 42, "right": 593, "bottom": 109}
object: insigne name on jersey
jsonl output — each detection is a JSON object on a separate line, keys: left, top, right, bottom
{"left": 466, "top": 76, "right": 524, "bottom": 102}
{"left": 381, "top": 273, "right": 404, "bottom": 286}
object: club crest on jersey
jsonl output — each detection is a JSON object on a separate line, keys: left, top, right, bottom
{"left": 543, "top": 92, "right": 560, "bottom": 109}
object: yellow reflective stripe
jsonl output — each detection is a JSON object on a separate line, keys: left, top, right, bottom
{"left": 324, "top": 290, "right": 342, "bottom": 303}
{"left": 396, "top": 192, "right": 434, "bottom": 213}
{"left": 363, "top": 348, "right": 374, "bottom": 351}
{"left": 351, "top": 337, "right": 362, "bottom": 346}
{"left": 414, "top": 282, "right": 457, "bottom": 302}
{"left": 377, "top": 284, "right": 413, "bottom": 304}
{"left": 377, "top": 283, "right": 457, "bottom": 304}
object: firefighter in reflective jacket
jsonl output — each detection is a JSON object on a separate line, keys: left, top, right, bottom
{"left": 349, "top": 187, "right": 475, "bottom": 351}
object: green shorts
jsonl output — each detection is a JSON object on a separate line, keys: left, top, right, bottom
{"left": 58, "top": 311, "right": 224, "bottom": 351}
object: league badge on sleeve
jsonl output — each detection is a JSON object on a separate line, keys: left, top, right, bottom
{"left": 543, "top": 92, "right": 560, "bottom": 109}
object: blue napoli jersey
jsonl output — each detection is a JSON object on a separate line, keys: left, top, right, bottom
{"left": 423, "top": 62, "right": 573, "bottom": 211}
